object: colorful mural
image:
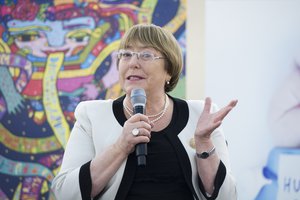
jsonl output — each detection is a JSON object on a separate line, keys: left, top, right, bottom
{"left": 0, "top": 0, "right": 186, "bottom": 199}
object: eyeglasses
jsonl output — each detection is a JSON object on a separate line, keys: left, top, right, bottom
{"left": 117, "top": 49, "right": 165, "bottom": 62}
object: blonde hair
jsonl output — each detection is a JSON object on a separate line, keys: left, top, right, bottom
{"left": 118, "top": 24, "right": 183, "bottom": 92}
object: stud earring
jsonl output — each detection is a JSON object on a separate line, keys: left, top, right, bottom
{"left": 166, "top": 81, "right": 170, "bottom": 85}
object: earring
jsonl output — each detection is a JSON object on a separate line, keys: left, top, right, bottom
{"left": 166, "top": 81, "right": 170, "bottom": 85}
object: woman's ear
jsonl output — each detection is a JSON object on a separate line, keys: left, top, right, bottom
{"left": 166, "top": 75, "right": 171, "bottom": 84}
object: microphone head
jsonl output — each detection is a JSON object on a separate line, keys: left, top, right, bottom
{"left": 131, "top": 88, "right": 146, "bottom": 107}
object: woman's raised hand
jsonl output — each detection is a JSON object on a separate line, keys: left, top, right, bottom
{"left": 194, "top": 97, "right": 238, "bottom": 143}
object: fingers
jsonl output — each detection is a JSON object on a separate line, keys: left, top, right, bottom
{"left": 203, "top": 97, "right": 212, "bottom": 113}
{"left": 131, "top": 127, "right": 152, "bottom": 138}
{"left": 214, "top": 107, "right": 232, "bottom": 123}
{"left": 127, "top": 126, "right": 151, "bottom": 152}
{"left": 195, "top": 98, "right": 237, "bottom": 140}
{"left": 119, "top": 117, "right": 152, "bottom": 154}
{"left": 214, "top": 99, "right": 238, "bottom": 122}
{"left": 128, "top": 113, "right": 152, "bottom": 125}
{"left": 202, "top": 97, "right": 238, "bottom": 122}
{"left": 205, "top": 97, "right": 238, "bottom": 112}
{"left": 228, "top": 99, "right": 238, "bottom": 108}
{"left": 123, "top": 113, "right": 152, "bottom": 144}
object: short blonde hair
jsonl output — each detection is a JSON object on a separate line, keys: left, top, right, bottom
{"left": 118, "top": 24, "right": 183, "bottom": 92}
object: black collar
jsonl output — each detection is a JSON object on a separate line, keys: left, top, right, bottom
{"left": 112, "top": 94, "right": 188, "bottom": 135}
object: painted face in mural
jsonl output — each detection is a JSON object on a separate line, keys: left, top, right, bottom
{"left": 7, "top": 16, "right": 95, "bottom": 57}
{"left": 0, "top": 1, "right": 186, "bottom": 199}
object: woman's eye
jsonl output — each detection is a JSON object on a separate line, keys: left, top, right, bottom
{"left": 123, "top": 52, "right": 132, "bottom": 57}
{"left": 141, "top": 53, "right": 153, "bottom": 59}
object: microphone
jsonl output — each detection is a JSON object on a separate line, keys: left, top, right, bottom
{"left": 131, "top": 88, "right": 147, "bottom": 167}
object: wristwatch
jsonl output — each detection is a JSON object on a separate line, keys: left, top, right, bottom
{"left": 196, "top": 146, "right": 216, "bottom": 159}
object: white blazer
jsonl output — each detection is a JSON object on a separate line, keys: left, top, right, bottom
{"left": 51, "top": 97, "right": 237, "bottom": 200}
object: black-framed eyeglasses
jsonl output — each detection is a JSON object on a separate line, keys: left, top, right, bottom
{"left": 117, "top": 49, "right": 165, "bottom": 62}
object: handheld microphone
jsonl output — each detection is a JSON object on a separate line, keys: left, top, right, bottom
{"left": 131, "top": 88, "right": 147, "bottom": 167}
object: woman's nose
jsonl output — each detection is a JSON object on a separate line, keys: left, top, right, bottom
{"left": 128, "top": 54, "right": 141, "bottom": 68}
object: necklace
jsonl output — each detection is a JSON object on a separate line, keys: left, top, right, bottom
{"left": 123, "top": 94, "right": 169, "bottom": 124}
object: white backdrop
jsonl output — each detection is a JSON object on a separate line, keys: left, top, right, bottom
{"left": 204, "top": 0, "right": 300, "bottom": 199}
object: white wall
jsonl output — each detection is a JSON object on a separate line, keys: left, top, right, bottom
{"left": 188, "top": 0, "right": 300, "bottom": 199}
{"left": 187, "top": 0, "right": 205, "bottom": 100}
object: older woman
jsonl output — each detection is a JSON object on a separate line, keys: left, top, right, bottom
{"left": 51, "top": 24, "right": 238, "bottom": 200}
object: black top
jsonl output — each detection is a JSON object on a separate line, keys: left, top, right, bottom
{"left": 79, "top": 95, "right": 227, "bottom": 200}
{"left": 125, "top": 128, "right": 194, "bottom": 200}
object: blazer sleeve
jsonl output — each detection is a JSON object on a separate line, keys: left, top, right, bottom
{"left": 51, "top": 101, "right": 96, "bottom": 200}
{"left": 188, "top": 100, "right": 237, "bottom": 200}
{"left": 207, "top": 102, "right": 237, "bottom": 200}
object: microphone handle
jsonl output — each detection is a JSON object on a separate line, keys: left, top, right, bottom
{"left": 133, "top": 105, "right": 147, "bottom": 167}
{"left": 133, "top": 105, "right": 144, "bottom": 115}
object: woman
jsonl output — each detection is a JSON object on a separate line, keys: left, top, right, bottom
{"left": 51, "top": 24, "right": 238, "bottom": 200}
